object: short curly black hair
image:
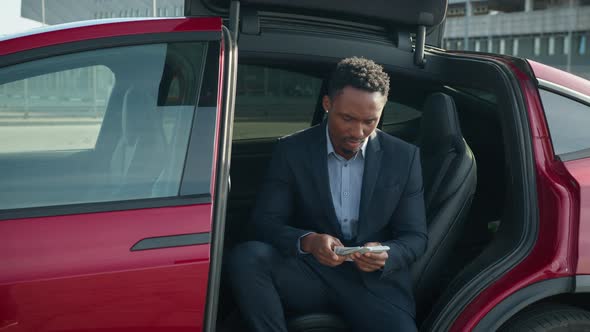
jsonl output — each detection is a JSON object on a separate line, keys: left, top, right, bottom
{"left": 327, "top": 57, "right": 390, "bottom": 99}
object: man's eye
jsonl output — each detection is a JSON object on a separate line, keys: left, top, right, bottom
{"left": 343, "top": 116, "right": 352, "bottom": 121}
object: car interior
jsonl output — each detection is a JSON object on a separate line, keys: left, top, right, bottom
{"left": 217, "top": 49, "right": 525, "bottom": 331}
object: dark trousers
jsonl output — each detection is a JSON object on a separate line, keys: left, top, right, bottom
{"left": 227, "top": 241, "right": 417, "bottom": 332}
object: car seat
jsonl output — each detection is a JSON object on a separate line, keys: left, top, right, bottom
{"left": 108, "top": 86, "right": 168, "bottom": 200}
{"left": 411, "top": 92, "right": 477, "bottom": 319}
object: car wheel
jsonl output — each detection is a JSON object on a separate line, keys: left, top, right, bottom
{"left": 500, "top": 304, "right": 590, "bottom": 332}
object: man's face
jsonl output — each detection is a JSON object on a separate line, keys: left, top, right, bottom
{"left": 323, "top": 86, "right": 386, "bottom": 159}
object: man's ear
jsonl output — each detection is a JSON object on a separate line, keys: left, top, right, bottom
{"left": 322, "top": 95, "right": 332, "bottom": 113}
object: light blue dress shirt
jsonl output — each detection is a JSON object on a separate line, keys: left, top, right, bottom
{"left": 326, "top": 125, "right": 366, "bottom": 240}
{"left": 297, "top": 126, "right": 367, "bottom": 252}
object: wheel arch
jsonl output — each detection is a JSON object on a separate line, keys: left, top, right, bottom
{"left": 472, "top": 277, "right": 576, "bottom": 331}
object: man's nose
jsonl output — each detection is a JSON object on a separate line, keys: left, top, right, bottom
{"left": 352, "top": 122, "right": 364, "bottom": 139}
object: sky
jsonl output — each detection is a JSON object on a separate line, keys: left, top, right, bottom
{"left": 0, "top": 0, "right": 43, "bottom": 36}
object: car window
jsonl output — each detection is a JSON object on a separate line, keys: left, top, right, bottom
{"left": 233, "top": 65, "right": 321, "bottom": 140}
{"left": 382, "top": 101, "right": 421, "bottom": 126}
{"left": 0, "top": 65, "right": 113, "bottom": 153}
{"left": 540, "top": 89, "right": 590, "bottom": 158}
{"left": 455, "top": 87, "right": 498, "bottom": 104}
{"left": 0, "top": 42, "right": 216, "bottom": 210}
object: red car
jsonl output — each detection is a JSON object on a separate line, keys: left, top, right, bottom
{"left": 1, "top": 0, "right": 590, "bottom": 331}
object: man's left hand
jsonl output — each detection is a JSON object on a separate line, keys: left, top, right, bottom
{"left": 352, "top": 242, "right": 388, "bottom": 272}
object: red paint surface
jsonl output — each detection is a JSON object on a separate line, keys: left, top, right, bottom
{"left": 0, "top": 16, "right": 222, "bottom": 332}
{"left": 449, "top": 58, "right": 581, "bottom": 331}
{"left": 0, "top": 17, "right": 222, "bottom": 56}
{"left": 0, "top": 204, "right": 213, "bottom": 331}
{"left": 565, "top": 159, "right": 590, "bottom": 274}
{"left": 529, "top": 60, "right": 590, "bottom": 97}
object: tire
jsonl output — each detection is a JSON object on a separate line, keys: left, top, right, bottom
{"left": 500, "top": 303, "right": 590, "bottom": 332}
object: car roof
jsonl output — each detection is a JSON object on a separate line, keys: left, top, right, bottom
{"left": 529, "top": 60, "right": 590, "bottom": 98}
{"left": 0, "top": 17, "right": 221, "bottom": 57}
{"left": 0, "top": 18, "right": 145, "bottom": 42}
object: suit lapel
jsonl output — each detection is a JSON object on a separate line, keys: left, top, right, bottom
{"left": 357, "top": 131, "right": 383, "bottom": 239}
{"left": 310, "top": 122, "right": 344, "bottom": 239}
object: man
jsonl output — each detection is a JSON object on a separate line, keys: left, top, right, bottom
{"left": 228, "top": 57, "right": 427, "bottom": 332}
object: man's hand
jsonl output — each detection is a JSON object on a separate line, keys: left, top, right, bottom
{"left": 301, "top": 233, "right": 347, "bottom": 267}
{"left": 352, "top": 242, "right": 388, "bottom": 272}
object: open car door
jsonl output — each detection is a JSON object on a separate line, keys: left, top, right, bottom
{"left": 186, "top": 0, "right": 448, "bottom": 65}
{"left": 0, "top": 17, "right": 237, "bottom": 332}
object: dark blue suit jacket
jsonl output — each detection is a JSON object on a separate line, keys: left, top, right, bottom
{"left": 252, "top": 122, "right": 427, "bottom": 316}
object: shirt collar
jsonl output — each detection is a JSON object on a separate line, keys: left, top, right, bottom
{"left": 326, "top": 124, "right": 368, "bottom": 159}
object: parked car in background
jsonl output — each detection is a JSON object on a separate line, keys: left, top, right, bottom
{"left": 2, "top": 0, "right": 590, "bottom": 331}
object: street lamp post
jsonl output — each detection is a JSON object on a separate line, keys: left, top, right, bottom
{"left": 41, "top": 0, "right": 46, "bottom": 25}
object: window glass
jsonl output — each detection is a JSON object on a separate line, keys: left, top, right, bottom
{"left": 0, "top": 66, "right": 113, "bottom": 153}
{"left": 540, "top": 89, "right": 590, "bottom": 157}
{"left": 382, "top": 101, "right": 421, "bottom": 126}
{"left": 454, "top": 87, "right": 497, "bottom": 104}
{"left": 0, "top": 42, "right": 215, "bottom": 210}
{"left": 233, "top": 65, "right": 321, "bottom": 140}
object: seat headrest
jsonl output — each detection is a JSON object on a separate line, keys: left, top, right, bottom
{"left": 121, "top": 87, "right": 159, "bottom": 143}
{"left": 419, "top": 93, "right": 462, "bottom": 152}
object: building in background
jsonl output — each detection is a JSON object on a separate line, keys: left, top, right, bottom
{"left": 21, "top": 0, "right": 183, "bottom": 24}
{"left": 445, "top": 0, "right": 590, "bottom": 78}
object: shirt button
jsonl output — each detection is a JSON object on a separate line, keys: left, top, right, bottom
{"left": 344, "top": 164, "right": 348, "bottom": 167}
{"left": 343, "top": 192, "right": 349, "bottom": 196}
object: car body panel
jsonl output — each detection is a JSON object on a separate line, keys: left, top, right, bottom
{"left": 0, "top": 17, "right": 223, "bottom": 332}
{"left": 447, "top": 56, "right": 580, "bottom": 331}
{"left": 563, "top": 158, "right": 590, "bottom": 274}
{"left": 530, "top": 59, "right": 590, "bottom": 275}
{"left": 0, "top": 17, "right": 222, "bottom": 56}
{"left": 531, "top": 61, "right": 590, "bottom": 276}
{"left": 529, "top": 60, "right": 590, "bottom": 98}
{"left": 0, "top": 206, "right": 212, "bottom": 331}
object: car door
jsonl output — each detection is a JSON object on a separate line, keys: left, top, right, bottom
{"left": 532, "top": 62, "right": 590, "bottom": 276}
{"left": 0, "top": 18, "right": 225, "bottom": 331}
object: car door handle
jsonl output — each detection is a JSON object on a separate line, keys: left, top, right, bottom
{"left": 130, "top": 232, "right": 210, "bottom": 251}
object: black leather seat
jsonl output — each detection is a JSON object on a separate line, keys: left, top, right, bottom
{"left": 412, "top": 92, "right": 477, "bottom": 319}
{"left": 287, "top": 92, "right": 476, "bottom": 331}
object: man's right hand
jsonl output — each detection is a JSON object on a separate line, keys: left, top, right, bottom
{"left": 301, "top": 233, "right": 347, "bottom": 267}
